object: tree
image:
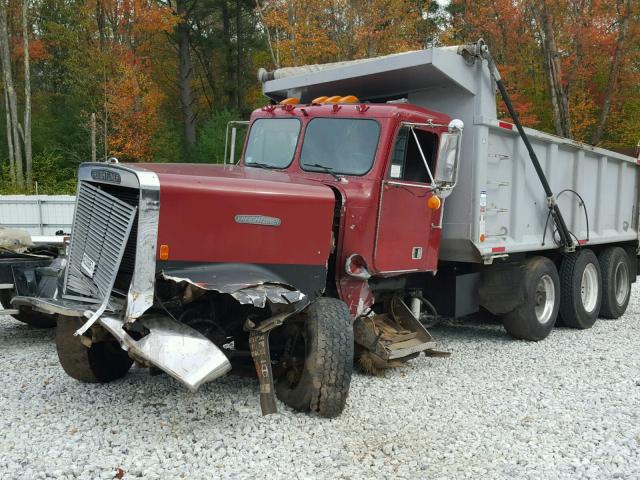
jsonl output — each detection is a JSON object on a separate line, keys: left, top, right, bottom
{"left": 0, "top": 0, "right": 24, "bottom": 188}
{"left": 176, "top": 0, "right": 197, "bottom": 149}
{"left": 591, "top": 0, "right": 633, "bottom": 145}
{"left": 22, "top": 0, "right": 32, "bottom": 185}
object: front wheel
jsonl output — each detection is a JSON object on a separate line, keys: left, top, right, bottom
{"left": 56, "top": 316, "right": 133, "bottom": 383}
{"left": 502, "top": 256, "right": 560, "bottom": 341}
{"left": 275, "top": 297, "right": 354, "bottom": 418}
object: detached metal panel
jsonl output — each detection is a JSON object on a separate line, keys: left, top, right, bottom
{"left": 262, "top": 45, "right": 639, "bottom": 263}
{"left": 0, "top": 195, "right": 75, "bottom": 235}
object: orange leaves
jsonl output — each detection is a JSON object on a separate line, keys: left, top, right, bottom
{"left": 85, "top": 0, "right": 176, "bottom": 161}
{"left": 259, "top": 0, "right": 425, "bottom": 67}
{"left": 106, "top": 63, "right": 164, "bottom": 161}
{"left": 446, "top": 0, "right": 640, "bottom": 146}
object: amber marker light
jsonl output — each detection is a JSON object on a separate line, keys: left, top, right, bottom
{"left": 279, "top": 97, "right": 299, "bottom": 105}
{"left": 427, "top": 195, "right": 441, "bottom": 210}
{"left": 159, "top": 244, "right": 170, "bottom": 260}
{"left": 339, "top": 95, "right": 359, "bottom": 103}
{"left": 479, "top": 234, "right": 486, "bottom": 242}
{"left": 325, "top": 95, "right": 343, "bottom": 103}
{"left": 312, "top": 96, "right": 329, "bottom": 104}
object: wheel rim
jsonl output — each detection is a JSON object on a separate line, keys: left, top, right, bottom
{"left": 534, "top": 274, "right": 556, "bottom": 325}
{"left": 614, "top": 261, "right": 630, "bottom": 306}
{"left": 581, "top": 263, "right": 599, "bottom": 313}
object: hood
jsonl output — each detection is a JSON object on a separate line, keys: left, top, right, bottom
{"left": 137, "top": 163, "right": 336, "bottom": 296}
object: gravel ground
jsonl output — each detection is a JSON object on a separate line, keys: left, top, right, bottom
{"left": 1, "top": 288, "right": 639, "bottom": 480}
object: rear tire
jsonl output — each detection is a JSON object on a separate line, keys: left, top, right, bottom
{"left": 275, "top": 297, "right": 354, "bottom": 418}
{"left": 56, "top": 315, "right": 133, "bottom": 382}
{"left": 0, "top": 290, "right": 56, "bottom": 328}
{"left": 502, "top": 256, "right": 560, "bottom": 341}
{"left": 559, "top": 249, "right": 602, "bottom": 329}
{"left": 599, "top": 247, "right": 632, "bottom": 319}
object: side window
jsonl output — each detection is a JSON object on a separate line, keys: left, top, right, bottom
{"left": 389, "top": 127, "right": 438, "bottom": 183}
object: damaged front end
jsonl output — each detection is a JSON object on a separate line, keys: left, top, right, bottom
{"left": 14, "top": 163, "right": 315, "bottom": 414}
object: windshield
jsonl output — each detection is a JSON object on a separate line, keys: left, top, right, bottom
{"left": 300, "top": 118, "right": 380, "bottom": 175}
{"left": 244, "top": 118, "right": 301, "bottom": 168}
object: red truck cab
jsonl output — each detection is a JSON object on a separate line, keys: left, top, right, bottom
{"left": 239, "top": 100, "right": 460, "bottom": 316}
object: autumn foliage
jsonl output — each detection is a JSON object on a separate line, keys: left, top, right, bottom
{"left": 0, "top": 0, "right": 639, "bottom": 193}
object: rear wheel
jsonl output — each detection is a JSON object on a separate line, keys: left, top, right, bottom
{"left": 599, "top": 247, "right": 632, "bottom": 319}
{"left": 275, "top": 297, "right": 354, "bottom": 418}
{"left": 0, "top": 289, "right": 56, "bottom": 328}
{"left": 56, "top": 315, "right": 133, "bottom": 382}
{"left": 502, "top": 256, "right": 560, "bottom": 341}
{"left": 559, "top": 249, "right": 602, "bottom": 329}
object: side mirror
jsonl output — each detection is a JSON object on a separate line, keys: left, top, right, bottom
{"left": 434, "top": 119, "right": 463, "bottom": 197}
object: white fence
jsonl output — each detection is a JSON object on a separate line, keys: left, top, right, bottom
{"left": 0, "top": 195, "right": 76, "bottom": 236}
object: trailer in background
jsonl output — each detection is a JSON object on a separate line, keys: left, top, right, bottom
{"left": 0, "top": 227, "right": 66, "bottom": 328}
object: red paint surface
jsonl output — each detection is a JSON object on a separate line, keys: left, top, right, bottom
{"left": 375, "top": 184, "right": 440, "bottom": 272}
{"left": 142, "top": 164, "right": 335, "bottom": 266}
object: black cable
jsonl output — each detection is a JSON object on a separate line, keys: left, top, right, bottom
{"left": 556, "top": 189, "right": 590, "bottom": 242}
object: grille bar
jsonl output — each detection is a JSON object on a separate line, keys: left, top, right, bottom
{"left": 64, "top": 182, "right": 138, "bottom": 303}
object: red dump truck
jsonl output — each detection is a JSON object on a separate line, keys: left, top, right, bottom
{"left": 13, "top": 40, "right": 640, "bottom": 417}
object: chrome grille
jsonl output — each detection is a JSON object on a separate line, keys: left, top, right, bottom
{"left": 64, "top": 182, "right": 138, "bottom": 302}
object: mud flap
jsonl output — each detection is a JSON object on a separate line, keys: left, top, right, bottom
{"left": 249, "top": 330, "right": 278, "bottom": 415}
{"left": 246, "top": 302, "right": 309, "bottom": 415}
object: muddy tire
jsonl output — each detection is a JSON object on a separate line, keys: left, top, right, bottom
{"left": 559, "top": 249, "right": 602, "bottom": 329}
{"left": 502, "top": 256, "right": 560, "bottom": 341}
{"left": 276, "top": 297, "right": 354, "bottom": 418}
{"left": 0, "top": 290, "right": 56, "bottom": 328}
{"left": 56, "top": 315, "right": 133, "bottom": 383}
{"left": 599, "top": 247, "right": 632, "bottom": 319}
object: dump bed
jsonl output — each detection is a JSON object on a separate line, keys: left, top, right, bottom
{"left": 261, "top": 46, "right": 639, "bottom": 263}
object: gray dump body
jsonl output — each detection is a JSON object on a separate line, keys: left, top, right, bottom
{"left": 261, "top": 46, "right": 639, "bottom": 263}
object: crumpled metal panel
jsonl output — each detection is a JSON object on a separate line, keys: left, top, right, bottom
{"left": 160, "top": 272, "right": 306, "bottom": 309}
{"left": 99, "top": 315, "right": 231, "bottom": 391}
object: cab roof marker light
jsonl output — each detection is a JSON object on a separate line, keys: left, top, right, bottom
{"left": 339, "top": 95, "right": 359, "bottom": 103}
{"left": 312, "top": 96, "right": 329, "bottom": 104}
{"left": 279, "top": 97, "right": 299, "bottom": 105}
{"left": 325, "top": 95, "right": 343, "bottom": 103}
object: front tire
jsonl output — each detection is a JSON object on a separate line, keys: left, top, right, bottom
{"left": 275, "top": 298, "right": 354, "bottom": 418}
{"left": 559, "top": 249, "right": 602, "bottom": 329}
{"left": 502, "top": 256, "right": 560, "bottom": 341}
{"left": 599, "top": 247, "right": 632, "bottom": 319}
{"left": 56, "top": 316, "right": 133, "bottom": 383}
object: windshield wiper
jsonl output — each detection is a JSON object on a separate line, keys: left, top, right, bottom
{"left": 245, "top": 162, "right": 274, "bottom": 169}
{"left": 303, "top": 163, "right": 343, "bottom": 180}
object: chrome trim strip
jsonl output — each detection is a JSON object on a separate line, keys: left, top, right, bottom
{"left": 123, "top": 165, "right": 160, "bottom": 322}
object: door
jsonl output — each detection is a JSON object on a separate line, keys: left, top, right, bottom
{"left": 374, "top": 126, "right": 441, "bottom": 273}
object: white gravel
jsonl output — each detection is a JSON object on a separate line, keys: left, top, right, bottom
{"left": 1, "top": 287, "right": 640, "bottom": 480}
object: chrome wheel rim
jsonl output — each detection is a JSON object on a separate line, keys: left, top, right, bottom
{"left": 581, "top": 263, "right": 599, "bottom": 313}
{"left": 534, "top": 274, "right": 555, "bottom": 324}
{"left": 614, "top": 261, "right": 630, "bottom": 306}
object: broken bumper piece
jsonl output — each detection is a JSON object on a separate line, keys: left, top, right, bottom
{"left": 99, "top": 315, "right": 232, "bottom": 392}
